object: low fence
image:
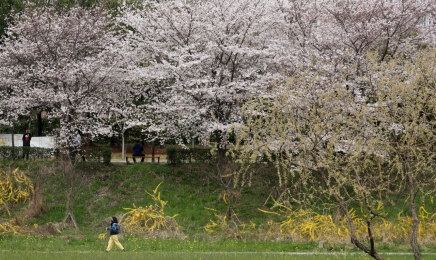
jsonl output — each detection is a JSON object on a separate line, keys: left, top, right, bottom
{"left": 0, "top": 146, "right": 57, "bottom": 159}
{"left": 0, "top": 134, "right": 56, "bottom": 148}
{"left": 0, "top": 134, "right": 57, "bottom": 160}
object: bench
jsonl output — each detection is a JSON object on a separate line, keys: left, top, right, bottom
{"left": 125, "top": 155, "right": 160, "bottom": 164}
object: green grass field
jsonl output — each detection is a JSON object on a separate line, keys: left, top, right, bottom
{"left": 0, "top": 158, "right": 436, "bottom": 260}
{"left": 0, "top": 251, "right": 424, "bottom": 260}
{"left": 0, "top": 235, "right": 426, "bottom": 260}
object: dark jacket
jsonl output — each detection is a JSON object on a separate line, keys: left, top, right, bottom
{"left": 22, "top": 132, "right": 31, "bottom": 146}
{"left": 107, "top": 222, "right": 120, "bottom": 235}
{"left": 133, "top": 143, "right": 144, "bottom": 156}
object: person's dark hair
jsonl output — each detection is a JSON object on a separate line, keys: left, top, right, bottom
{"left": 111, "top": 216, "right": 118, "bottom": 223}
{"left": 136, "top": 140, "right": 140, "bottom": 143}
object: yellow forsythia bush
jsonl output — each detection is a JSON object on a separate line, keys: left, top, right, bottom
{"left": 261, "top": 204, "right": 436, "bottom": 244}
{"left": 0, "top": 168, "right": 34, "bottom": 215}
{"left": 120, "top": 182, "right": 181, "bottom": 236}
{"left": 0, "top": 167, "right": 34, "bottom": 234}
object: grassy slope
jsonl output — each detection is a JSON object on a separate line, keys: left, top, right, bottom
{"left": 0, "top": 159, "right": 282, "bottom": 238}
{"left": 2, "top": 159, "right": 436, "bottom": 255}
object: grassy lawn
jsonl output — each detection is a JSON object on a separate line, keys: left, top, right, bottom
{"left": 0, "top": 250, "right": 420, "bottom": 260}
{"left": 0, "top": 235, "right": 429, "bottom": 260}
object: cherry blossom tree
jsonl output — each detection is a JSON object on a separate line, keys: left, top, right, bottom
{"left": 0, "top": 4, "right": 136, "bottom": 229}
{"left": 121, "top": 0, "right": 286, "bottom": 158}
{"left": 318, "top": 0, "right": 432, "bottom": 57}
{"left": 0, "top": 86, "right": 30, "bottom": 149}
{"left": 1, "top": 0, "right": 120, "bottom": 39}
{"left": 0, "top": 6, "right": 133, "bottom": 156}
{"left": 119, "top": 0, "right": 435, "bottom": 157}
{"left": 275, "top": 0, "right": 435, "bottom": 89}
{"left": 109, "top": 103, "right": 147, "bottom": 159}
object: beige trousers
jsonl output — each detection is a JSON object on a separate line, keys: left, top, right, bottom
{"left": 106, "top": 234, "right": 124, "bottom": 251}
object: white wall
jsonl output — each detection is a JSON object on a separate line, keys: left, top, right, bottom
{"left": 0, "top": 134, "right": 56, "bottom": 149}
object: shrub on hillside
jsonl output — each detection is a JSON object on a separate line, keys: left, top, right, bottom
{"left": 120, "top": 182, "right": 183, "bottom": 238}
{"left": 166, "top": 148, "right": 212, "bottom": 165}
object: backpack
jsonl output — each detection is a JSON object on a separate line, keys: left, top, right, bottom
{"left": 112, "top": 223, "right": 120, "bottom": 234}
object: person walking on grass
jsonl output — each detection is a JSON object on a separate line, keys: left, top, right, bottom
{"left": 105, "top": 216, "right": 125, "bottom": 252}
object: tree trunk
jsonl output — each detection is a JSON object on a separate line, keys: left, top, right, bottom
{"left": 11, "top": 126, "right": 15, "bottom": 159}
{"left": 409, "top": 190, "right": 421, "bottom": 260}
{"left": 60, "top": 110, "right": 77, "bottom": 161}
{"left": 69, "top": 147, "right": 76, "bottom": 162}
{"left": 62, "top": 187, "right": 78, "bottom": 230}
{"left": 37, "top": 112, "right": 42, "bottom": 136}
{"left": 406, "top": 158, "right": 421, "bottom": 260}
{"left": 60, "top": 158, "right": 81, "bottom": 230}
{"left": 215, "top": 130, "right": 227, "bottom": 163}
{"left": 121, "top": 132, "right": 125, "bottom": 160}
{"left": 318, "top": 168, "right": 384, "bottom": 260}
{"left": 151, "top": 139, "right": 155, "bottom": 162}
{"left": 11, "top": 126, "right": 15, "bottom": 148}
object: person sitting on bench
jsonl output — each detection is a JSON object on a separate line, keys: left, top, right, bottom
{"left": 132, "top": 140, "right": 145, "bottom": 162}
